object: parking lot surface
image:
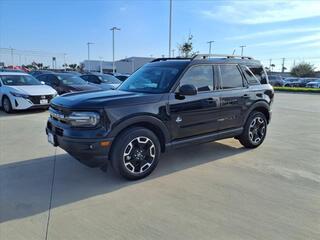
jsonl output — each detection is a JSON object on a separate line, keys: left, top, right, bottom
{"left": 0, "top": 92, "right": 319, "bottom": 240}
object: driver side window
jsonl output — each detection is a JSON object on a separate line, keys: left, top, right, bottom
{"left": 180, "top": 65, "right": 214, "bottom": 92}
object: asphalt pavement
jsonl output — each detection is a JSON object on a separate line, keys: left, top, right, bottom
{"left": 0, "top": 92, "right": 319, "bottom": 240}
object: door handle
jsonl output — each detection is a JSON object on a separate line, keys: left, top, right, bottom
{"left": 242, "top": 94, "right": 250, "bottom": 98}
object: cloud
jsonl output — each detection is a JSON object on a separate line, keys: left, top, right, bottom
{"left": 250, "top": 33, "right": 320, "bottom": 47}
{"left": 225, "top": 27, "right": 320, "bottom": 40}
{"left": 202, "top": 1, "right": 320, "bottom": 24}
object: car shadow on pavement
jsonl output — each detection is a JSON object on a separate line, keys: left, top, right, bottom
{"left": 0, "top": 141, "right": 248, "bottom": 223}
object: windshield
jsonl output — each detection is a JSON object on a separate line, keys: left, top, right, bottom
{"left": 57, "top": 75, "right": 87, "bottom": 85}
{"left": 268, "top": 76, "right": 281, "bottom": 80}
{"left": 285, "top": 78, "right": 299, "bottom": 82}
{"left": 99, "top": 75, "right": 121, "bottom": 84}
{"left": 0, "top": 74, "right": 41, "bottom": 86}
{"left": 119, "top": 65, "right": 181, "bottom": 93}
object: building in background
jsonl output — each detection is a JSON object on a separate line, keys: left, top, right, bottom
{"left": 115, "top": 57, "right": 154, "bottom": 74}
{"left": 81, "top": 57, "right": 154, "bottom": 74}
{"left": 81, "top": 60, "right": 113, "bottom": 73}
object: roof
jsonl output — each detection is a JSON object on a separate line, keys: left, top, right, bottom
{"left": 193, "top": 58, "right": 261, "bottom": 65}
{"left": 151, "top": 54, "right": 262, "bottom": 66}
{"left": 148, "top": 60, "right": 190, "bottom": 68}
{"left": 0, "top": 72, "right": 29, "bottom": 76}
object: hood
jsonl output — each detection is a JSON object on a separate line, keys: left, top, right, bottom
{"left": 88, "top": 83, "right": 120, "bottom": 90}
{"left": 67, "top": 84, "right": 102, "bottom": 91}
{"left": 51, "top": 90, "right": 163, "bottom": 109}
{"left": 8, "top": 85, "right": 57, "bottom": 96}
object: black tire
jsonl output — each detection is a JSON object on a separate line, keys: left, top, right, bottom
{"left": 2, "top": 96, "right": 13, "bottom": 113}
{"left": 238, "top": 111, "right": 267, "bottom": 148}
{"left": 111, "top": 127, "right": 161, "bottom": 180}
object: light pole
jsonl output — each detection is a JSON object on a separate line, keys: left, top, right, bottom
{"left": 63, "top": 53, "right": 67, "bottom": 70}
{"left": 240, "top": 45, "right": 246, "bottom": 56}
{"left": 168, "top": 0, "right": 173, "bottom": 57}
{"left": 87, "top": 42, "right": 94, "bottom": 72}
{"left": 10, "top": 47, "right": 15, "bottom": 66}
{"left": 269, "top": 59, "right": 272, "bottom": 69}
{"left": 172, "top": 49, "right": 175, "bottom": 58}
{"left": 281, "top": 58, "right": 286, "bottom": 73}
{"left": 99, "top": 56, "right": 103, "bottom": 74}
{"left": 131, "top": 59, "right": 135, "bottom": 73}
{"left": 207, "top": 40, "right": 214, "bottom": 55}
{"left": 110, "top": 27, "right": 120, "bottom": 74}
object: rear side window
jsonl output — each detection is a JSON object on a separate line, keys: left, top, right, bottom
{"left": 180, "top": 65, "right": 214, "bottom": 92}
{"left": 88, "top": 76, "right": 100, "bottom": 84}
{"left": 247, "top": 65, "right": 267, "bottom": 84}
{"left": 220, "top": 65, "right": 243, "bottom": 89}
{"left": 240, "top": 65, "right": 260, "bottom": 85}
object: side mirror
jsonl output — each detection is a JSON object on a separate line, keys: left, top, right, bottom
{"left": 179, "top": 84, "right": 197, "bottom": 96}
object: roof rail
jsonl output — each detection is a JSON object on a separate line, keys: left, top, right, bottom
{"left": 192, "top": 54, "right": 254, "bottom": 60}
{"left": 151, "top": 57, "right": 191, "bottom": 62}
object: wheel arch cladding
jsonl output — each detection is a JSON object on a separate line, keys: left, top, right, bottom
{"left": 108, "top": 115, "right": 170, "bottom": 158}
{"left": 248, "top": 101, "right": 270, "bottom": 123}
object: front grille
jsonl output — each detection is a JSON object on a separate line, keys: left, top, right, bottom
{"left": 29, "top": 95, "right": 54, "bottom": 104}
{"left": 49, "top": 105, "right": 70, "bottom": 124}
{"left": 55, "top": 127, "right": 64, "bottom": 136}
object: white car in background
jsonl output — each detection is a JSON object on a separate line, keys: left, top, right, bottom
{"left": 306, "top": 79, "right": 320, "bottom": 88}
{"left": 0, "top": 72, "right": 57, "bottom": 113}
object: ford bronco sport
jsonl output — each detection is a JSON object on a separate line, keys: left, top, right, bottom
{"left": 46, "top": 54, "right": 274, "bottom": 180}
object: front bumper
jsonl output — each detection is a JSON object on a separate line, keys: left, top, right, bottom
{"left": 46, "top": 118, "right": 113, "bottom": 168}
{"left": 11, "top": 96, "right": 50, "bottom": 110}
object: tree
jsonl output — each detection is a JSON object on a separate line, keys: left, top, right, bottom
{"left": 178, "top": 34, "right": 193, "bottom": 57}
{"left": 270, "top": 64, "right": 275, "bottom": 71}
{"left": 291, "top": 62, "right": 315, "bottom": 77}
{"left": 68, "top": 64, "right": 78, "bottom": 70}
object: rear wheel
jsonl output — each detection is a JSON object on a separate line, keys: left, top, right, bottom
{"left": 238, "top": 111, "right": 267, "bottom": 148}
{"left": 2, "top": 96, "right": 13, "bottom": 113}
{"left": 111, "top": 127, "right": 160, "bottom": 180}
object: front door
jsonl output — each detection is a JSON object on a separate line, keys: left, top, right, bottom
{"left": 168, "top": 65, "right": 220, "bottom": 140}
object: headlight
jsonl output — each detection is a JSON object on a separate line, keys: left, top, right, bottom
{"left": 10, "top": 91, "right": 29, "bottom": 98}
{"left": 67, "top": 112, "right": 100, "bottom": 127}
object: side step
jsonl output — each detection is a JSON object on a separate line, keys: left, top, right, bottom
{"left": 166, "top": 127, "right": 243, "bottom": 149}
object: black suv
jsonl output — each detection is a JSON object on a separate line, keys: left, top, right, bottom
{"left": 46, "top": 54, "right": 274, "bottom": 180}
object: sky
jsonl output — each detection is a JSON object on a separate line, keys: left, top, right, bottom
{"left": 0, "top": 0, "right": 320, "bottom": 71}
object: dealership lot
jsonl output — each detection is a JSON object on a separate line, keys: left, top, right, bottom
{"left": 0, "top": 92, "right": 319, "bottom": 240}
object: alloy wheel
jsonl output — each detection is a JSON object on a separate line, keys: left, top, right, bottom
{"left": 123, "top": 136, "right": 156, "bottom": 174}
{"left": 249, "top": 116, "right": 266, "bottom": 144}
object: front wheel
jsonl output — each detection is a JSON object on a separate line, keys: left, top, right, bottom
{"left": 111, "top": 127, "right": 161, "bottom": 180}
{"left": 238, "top": 111, "right": 267, "bottom": 148}
{"left": 2, "top": 96, "right": 13, "bottom": 113}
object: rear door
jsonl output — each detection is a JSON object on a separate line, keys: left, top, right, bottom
{"left": 168, "top": 64, "right": 221, "bottom": 140}
{"left": 217, "top": 64, "right": 250, "bottom": 130}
